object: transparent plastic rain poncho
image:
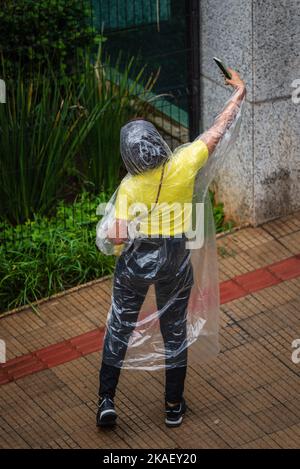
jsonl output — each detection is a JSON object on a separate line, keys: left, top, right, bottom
{"left": 96, "top": 87, "right": 245, "bottom": 370}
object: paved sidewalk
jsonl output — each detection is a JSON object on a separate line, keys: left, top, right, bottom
{"left": 0, "top": 212, "right": 300, "bottom": 448}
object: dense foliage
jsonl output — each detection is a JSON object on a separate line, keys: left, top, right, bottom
{"left": 0, "top": 193, "right": 115, "bottom": 313}
{"left": 0, "top": 0, "right": 99, "bottom": 77}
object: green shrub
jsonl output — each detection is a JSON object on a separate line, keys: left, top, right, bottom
{"left": 0, "top": 192, "right": 115, "bottom": 313}
{"left": 0, "top": 0, "right": 100, "bottom": 77}
{"left": 210, "top": 190, "right": 234, "bottom": 233}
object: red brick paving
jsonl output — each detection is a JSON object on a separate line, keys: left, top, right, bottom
{"left": 268, "top": 255, "right": 300, "bottom": 280}
{"left": 219, "top": 279, "right": 248, "bottom": 303}
{"left": 0, "top": 329, "right": 105, "bottom": 385}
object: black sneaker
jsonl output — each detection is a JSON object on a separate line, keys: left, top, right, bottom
{"left": 96, "top": 395, "right": 117, "bottom": 427}
{"left": 165, "top": 398, "right": 187, "bottom": 427}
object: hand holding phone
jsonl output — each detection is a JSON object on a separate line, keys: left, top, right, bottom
{"left": 213, "top": 58, "right": 245, "bottom": 92}
{"left": 213, "top": 57, "right": 232, "bottom": 79}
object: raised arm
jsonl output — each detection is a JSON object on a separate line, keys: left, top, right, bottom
{"left": 200, "top": 68, "right": 246, "bottom": 156}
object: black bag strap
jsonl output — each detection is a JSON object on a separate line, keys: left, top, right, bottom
{"left": 134, "top": 162, "right": 167, "bottom": 235}
{"left": 149, "top": 161, "right": 166, "bottom": 214}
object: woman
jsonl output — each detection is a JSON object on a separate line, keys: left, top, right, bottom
{"left": 96, "top": 68, "right": 246, "bottom": 427}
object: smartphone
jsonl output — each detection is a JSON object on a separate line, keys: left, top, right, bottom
{"left": 213, "top": 57, "right": 232, "bottom": 80}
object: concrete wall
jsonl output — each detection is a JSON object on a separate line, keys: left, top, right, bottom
{"left": 200, "top": 0, "right": 300, "bottom": 225}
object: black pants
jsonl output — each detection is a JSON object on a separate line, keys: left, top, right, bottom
{"left": 99, "top": 236, "right": 193, "bottom": 403}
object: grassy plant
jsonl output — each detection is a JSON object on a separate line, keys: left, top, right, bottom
{"left": 0, "top": 63, "right": 111, "bottom": 224}
{"left": 0, "top": 192, "right": 115, "bottom": 313}
{"left": 209, "top": 190, "right": 235, "bottom": 233}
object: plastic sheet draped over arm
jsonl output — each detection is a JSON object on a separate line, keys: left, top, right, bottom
{"left": 194, "top": 86, "right": 245, "bottom": 199}
{"left": 96, "top": 87, "right": 245, "bottom": 370}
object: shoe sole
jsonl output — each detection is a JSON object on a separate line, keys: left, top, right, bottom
{"left": 97, "top": 410, "right": 117, "bottom": 428}
{"left": 165, "top": 413, "right": 185, "bottom": 427}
